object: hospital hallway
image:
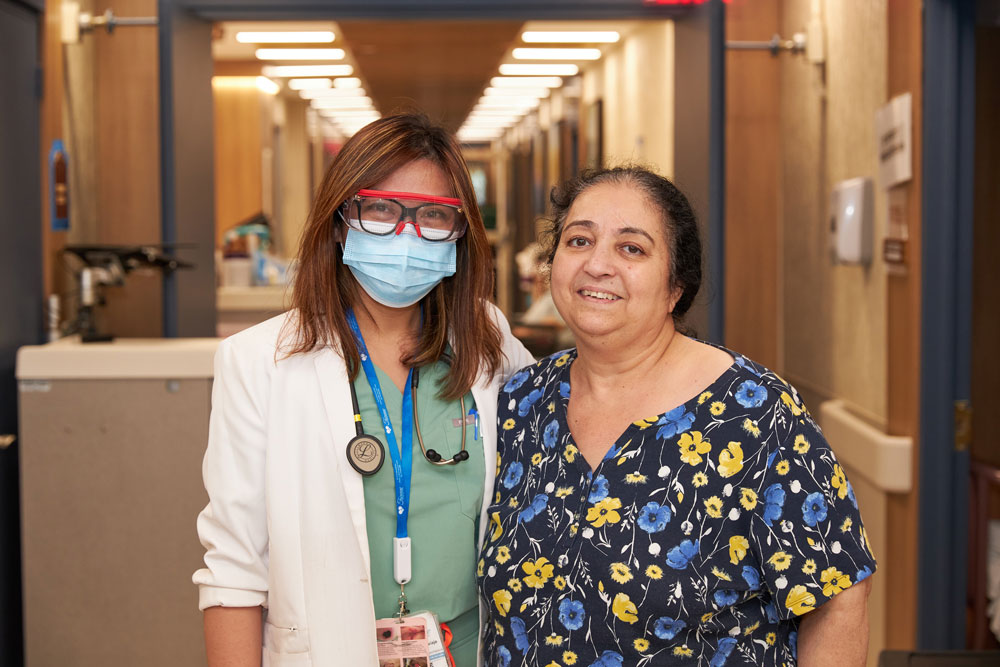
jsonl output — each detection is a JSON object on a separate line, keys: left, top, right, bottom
{"left": 1, "top": 0, "right": 999, "bottom": 665}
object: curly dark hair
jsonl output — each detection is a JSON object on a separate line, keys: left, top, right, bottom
{"left": 541, "top": 165, "right": 702, "bottom": 326}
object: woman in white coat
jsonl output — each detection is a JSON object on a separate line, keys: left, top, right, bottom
{"left": 194, "top": 113, "right": 533, "bottom": 667}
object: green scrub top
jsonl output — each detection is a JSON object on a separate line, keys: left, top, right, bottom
{"left": 355, "top": 359, "right": 484, "bottom": 667}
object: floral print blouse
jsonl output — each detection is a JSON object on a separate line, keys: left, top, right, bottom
{"left": 477, "top": 348, "right": 876, "bottom": 667}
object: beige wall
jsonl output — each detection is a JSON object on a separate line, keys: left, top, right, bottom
{"left": 780, "top": 0, "right": 888, "bottom": 426}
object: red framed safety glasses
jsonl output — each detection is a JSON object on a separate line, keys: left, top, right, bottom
{"left": 344, "top": 189, "right": 467, "bottom": 242}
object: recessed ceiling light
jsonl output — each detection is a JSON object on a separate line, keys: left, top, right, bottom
{"left": 521, "top": 31, "right": 620, "bottom": 43}
{"left": 262, "top": 65, "right": 354, "bottom": 78}
{"left": 512, "top": 48, "right": 601, "bottom": 60}
{"left": 288, "top": 78, "right": 332, "bottom": 90}
{"left": 236, "top": 31, "right": 335, "bottom": 43}
{"left": 256, "top": 77, "right": 279, "bottom": 95}
{"left": 311, "top": 97, "right": 374, "bottom": 110}
{"left": 299, "top": 88, "right": 367, "bottom": 99}
{"left": 490, "top": 76, "right": 564, "bottom": 89}
{"left": 498, "top": 64, "right": 579, "bottom": 76}
{"left": 255, "top": 48, "right": 345, "bottom": 61}
{"left": 333, "top": 77, "right": 363, "bottom": 89}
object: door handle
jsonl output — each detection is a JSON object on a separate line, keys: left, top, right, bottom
{"left": 0, "top": 435, "right": 15, "bottom": 449}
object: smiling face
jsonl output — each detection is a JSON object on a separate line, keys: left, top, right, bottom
{"left": 550, "top": 180, "right": 681, "bottom": 344}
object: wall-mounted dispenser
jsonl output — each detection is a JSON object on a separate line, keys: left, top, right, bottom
{"left": 829, "top": 177, "right": 874, "bottom": 265}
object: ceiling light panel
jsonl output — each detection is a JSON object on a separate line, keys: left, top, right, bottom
{"left": 262, "top": 65, "right": 354, "bottom": 78}
{"left": 512, "top": 48, "right": 601, "bottom": 60}
{"left": 498, "top": 64, "right": 579, "bottom": 76}
{"left": 299, "top": 88, "right": 367, "bottom": 99}
{"left": 333, "top": 77, "right": 363, "bottom": 89}
{"left": 311, "top": 97, "right": 374, "bottom": 109}
{"left": 255, "top": 48, "right": 345, "bottom": 61}
{"left": 484, "top": 87, "right": 550, "bottom": 98}
{"left": 521, "top": 31, "right": 620, "bottom": 43}
{"left": 490, "top": 76, "right": 564, "bottom": 88}
{"left": 236, "top": 31, "right": 335, "bottom": 43}
{"left": 288, "top": 78, "right": 332, "bottom": 90}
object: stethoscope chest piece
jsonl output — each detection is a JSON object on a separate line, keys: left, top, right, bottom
{"left": 346, "top": 434, "right": 385, "bottom": 476}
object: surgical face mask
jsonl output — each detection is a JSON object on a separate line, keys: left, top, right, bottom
{"left": 342, "top": 227, "right": 457, "bottom": 308}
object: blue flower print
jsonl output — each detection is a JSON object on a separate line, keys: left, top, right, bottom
{"left": 666, "top": 539, "right": 700, "bottom": 570}
{"left": 709, "top": 637, "right": 738, "bottom": 667}
{"left": 733, "top": 355, "right": 761, "bottom": 377}
{"left": 656, "top": 406, "right": 696, "bottom": 440}
{"left": 762, "top": 483, "right": 785, "bottom": 527}
{"left": 847, "top": 480, "right": 858, "bottom": 508}
{"left": 764, "top": 601, "right": 778, "bottom": 624}
{"left": 653, "top": 616, "right": 686, "bottom": 640}
{"left": 741, "top": 565, "right": 761, "bottom": 591}
{"left": 510, "top": 617, "right": 530, "bottom": 652}
{"left": 503, "top": 369, "right": 530, "bottom": 393}
{"left": 637, "top": 501, "right": 671, "bottom": 533}
{"left": 589, "top": 651, "right": 624, "bottom": 667}
{"left": 518, "top": 493, "right": 549, "bottom": 523}
{"left": 857, "top": 565, "right": 873, "bottom": 582}
{"left": 559, "top": 598, "right": 585, "bottom": 631}
{"left": 559, "top": 381, "right": 571, "bottom": 399}
{"left": 501, "top": 462, "right": 524, "bottom": 489}
{"left": 735, "top": 380, "right": 768, "bottom": 408}
{"left": 789, "top": 630, "right": 798, "bottom": 659}
{"left": 588, "top": 475, "right": 609, "bottom": 502}
{"left": 497, "top": 646, "right": 511, "bottom": 667}
{"left": 766, "top": 449, "right": 778, "bottom": 470}
{"left": 543, "top": 420, "right": 559, "bottom": 449}
{"left": 517, "top": 388, "right": 544, "bottom": 417}
{"left": 802, "top": 491, "right": 828, "bottom": 527}
{"left": 713, "top": 589, "right": 739, "bottom": 607}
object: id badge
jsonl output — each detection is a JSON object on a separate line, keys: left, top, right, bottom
{"left": 374, "top": 612, "right": 450, "bottom": 667}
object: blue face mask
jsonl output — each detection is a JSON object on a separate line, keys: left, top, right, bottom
{"left": 342, "top": 228, "right": 457, "bottom": 308}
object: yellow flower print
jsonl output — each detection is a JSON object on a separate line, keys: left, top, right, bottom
{"left": 494, "top": 620, "right": 504, "bottom": 636}
{"left": 564, "top": 444, "right": 578, "bottom": 463}
{"left": 718, "top": 441, "right": 744, "bottom": 478}
{"left": 831, "top": 464, "right": 848, "bottom": 499}
{"left": 634, "top": 637, "right": 650, "bottom": 652}
{"left": 477, "top": 559, "right": 484, "bottom": 577}
{"left": 768, "top": 551, "right": 792, "bottom": 571}
{"left": 677, "top": 491, "right": 684, "bottom": 503}
{"left": 841, "top": 516, "right": 853, "bottom": 532}
{"left": 587, "top": 497, "right": 623, "bottom": 527}
{"left": 547, "top": 401, "right": 556, "bottom": 413}
{"left": 496, "top": 452, "right": 501, "bottom": 475}
{"left": 555, "top": 353, "right": 571, "bottom": 367}
{"left": 701, "top": 611, "right": 714, "bottom": 623}
{"left": 698, "top": 391, "right": 713, "bottom": 404}
{"left": 495, "top": 491, "right": 501, "bottom": 503}
{"left": 493, "top": 589, "right": 512, "bottom": 617}
{"left": 556, "top": 486, "right": 574, "bottom": 498}
{"left": 781, "top": 391, "right": 803, "bottom": 416}
{"left": 508, "top": 577, "right": 522, "bottom": 593}
{"left": 766, "top": 632, "right": 776, "bottom": 645}
{"left": 710, "top": 401, "right": 726, "bottom": 416}
{"left": 508, "top": 497, "right": 519, "bottom": 508}
{"left": 610, "top": 562, "right": 633, "bottom": 584}
{"left": 563, "top": 651, "right": 578, "bottom": 665}
{"left": 633, "top": 416, "right": 659, "bottom": 429}
{"left": 739, "top": 487, "right": 758, "bottom": 511}
{"left": 612, "top": 592, "right": 639, "bottom": 623}
{"left": 490, "top": 512, "right": 503, "bottom": 542}
{"left": 729, "top": 535, "right": 749, "bottom": 564}
{"left": 711, "top": 566, "right": 732, "bottom": 581}
{"left": 531, "top": 452, "right": 543, "bottom": 466}
{"left": 802, "top": 559, "right": 817, "bottom": 575}
{"left": 554, "top": 575, "right": 567, "bottom": 590}
{"left": 692, "top": 471, "right": 709, "bottom": 487}
{"left": 503, "top": 418, "right": 516, "bottom": 430}
{"left": 645, "top": 564, "right": 663, "bottom": 580}
{"left": 569, "top": 523, "right": 578, "bottom": 537}
{"left": 775, "top": 460, "right": 790, "bottom": 475}
{"left": 743, "top": 620, "right": 760, "bottom": 635}
{"left": 678, "top": 431, "right": 712, "bottom": 465}
{"left": 625, "top": 472, "right": 647, "bottom": 484}
{"left": 544, "top": 633, "right": 564, "bottom": 646}
{"left": 544, "top": 663, "right": 560, "bottom": 667}
{"left": 673, "top": 645, "right": 694, "bottom": 657}
{"left": 742, "top": 418, "right": 761, "bottom": 437}
{"left": 522, "top": 557, "right": 555, "bottom": 589}
{"left": 785, "top": 585, "right": 816, "bottom": 616}
{"left": 704, "top": 495, "right": 723, "bottom": 519}
{"left": 821, "top": 567, "right": 852, "bottom": 597}
{"left": 496, "top": 546, "right": 511, "bottom": 564}
{"left": 793, "top": 434, "right": 810, "bottom": 454}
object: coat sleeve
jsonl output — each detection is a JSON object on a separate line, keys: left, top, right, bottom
{"left": 192, "top": 334, "right": 271, "bottom": 610}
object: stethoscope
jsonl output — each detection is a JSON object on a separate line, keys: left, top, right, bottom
{"left": 345, "top": 361, "right": 470, "bottom": 477}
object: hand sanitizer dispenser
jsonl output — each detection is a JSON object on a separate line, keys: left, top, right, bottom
{"left": 829, "top": 177, "right": 874, "bottom": 265}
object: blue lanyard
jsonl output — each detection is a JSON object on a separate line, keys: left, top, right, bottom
{"left": 346, "top": 309, "right": 413, "bottom": 539}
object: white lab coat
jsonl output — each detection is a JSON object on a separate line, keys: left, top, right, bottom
{"left": 193, "top": 307, "right": 533, "bottom": 666}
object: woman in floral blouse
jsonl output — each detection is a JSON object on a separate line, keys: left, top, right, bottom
{"left": 478, "top": 166, "right": 875, "bottom": 666}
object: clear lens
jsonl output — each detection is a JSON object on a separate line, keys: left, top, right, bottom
{"left": 350, "top": 196, "right": 467, "bottom": 241}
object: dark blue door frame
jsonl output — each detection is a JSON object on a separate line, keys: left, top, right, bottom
{"left": 918, "top": 0, "right": 976, "bottom": 649}
{"left": 157, "top": 0, "right": 727, "bottom": 343}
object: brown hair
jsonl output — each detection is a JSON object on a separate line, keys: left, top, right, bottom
{"left": 283, "top": 113, "right": 503, "bottom": 399}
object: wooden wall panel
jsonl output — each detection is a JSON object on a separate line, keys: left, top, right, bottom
{"left": 884, "top": 0, "right": 922, "bottom": 649}
{"left": 723, "top": 0, "right": 780, "bottom": 369}
{"left": 213, "top": 83, "right": 264, "bottom": 248}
